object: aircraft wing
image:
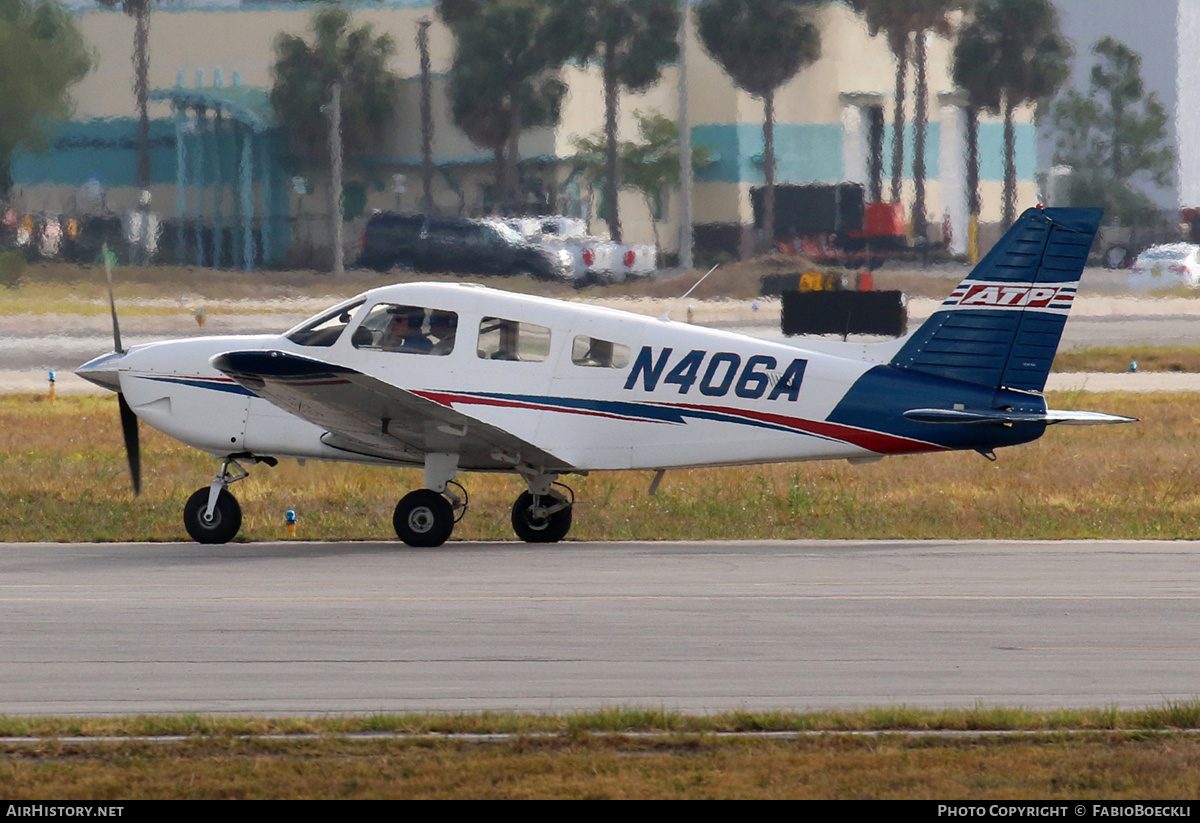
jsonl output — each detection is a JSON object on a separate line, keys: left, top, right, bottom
{"left": 211, "top": 350, "right": 574, "bottom": 471}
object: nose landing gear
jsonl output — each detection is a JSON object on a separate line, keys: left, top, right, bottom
{"left": 182, "top": 454, "right": 276, "bottom": 544}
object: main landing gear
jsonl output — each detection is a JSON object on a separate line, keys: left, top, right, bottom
{"left": 510, "top": 481, "right": 573, "bottom": 544}
{"left": 391, "top": 479, "right": 573, "bottom": 547}
{"left": 390, "top": 453, "right": 574, "bottom": 548}
{"left": 393, "top": 482, "right": 466, "bottom": 548}
{"left": 182, "top": 454, "right": 275, "bottom": 544}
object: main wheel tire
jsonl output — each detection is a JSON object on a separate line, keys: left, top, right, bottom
{"left": 511, "top": 491, "right": 572, "bottom": 543}
{"left": 394, "top": 489, "right": 455, "bottom": 548}
{"left": 183, "top": 487, "right": 243, "bottom": 544}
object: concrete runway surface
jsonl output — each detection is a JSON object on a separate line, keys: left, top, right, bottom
{"left": 2, "top": 539, "right": 1198, "bottom": 716}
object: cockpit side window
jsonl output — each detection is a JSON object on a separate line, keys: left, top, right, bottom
{"left": 352, "top": 303, "right": 458, "bottom": 356}
{"left": 477, "top": 317, "right": 551, "bottom": 362}
{"left": 571, "top": 336, "right": 630, "bottom": 368}
{"left": 286, "top": 300, "right": 365, "bottom": 347}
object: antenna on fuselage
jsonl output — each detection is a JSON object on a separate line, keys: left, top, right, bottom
{"left": 659, "top": 264, "right": 719, "bottom": 322}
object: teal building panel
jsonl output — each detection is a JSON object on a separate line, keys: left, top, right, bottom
{"left": 976, "top": 121, "right": 1035, "bottom": 182}
{"left": 693, "top": 123, "right": 845, "bottom": 185}
{"left": 692, "top": 119, "right": 1035, "bottom": 186}
{"left": 11, "top": 118, "right": 178, "bottom": 187}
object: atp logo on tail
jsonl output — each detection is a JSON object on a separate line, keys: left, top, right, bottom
{"left": 943, "top": 280, "right": 1076, "bottom": 314}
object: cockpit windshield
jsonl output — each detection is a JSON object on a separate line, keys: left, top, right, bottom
{"left": 286, "top": 299, "right": 366, "bottom": 347}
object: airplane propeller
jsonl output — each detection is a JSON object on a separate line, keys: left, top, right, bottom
{"left": 103, "top": 245, "right": 141, "bottom": 496}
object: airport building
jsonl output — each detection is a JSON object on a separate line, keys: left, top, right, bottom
{"left": 10, "top": 0, "right": 1038, "bottom": 267}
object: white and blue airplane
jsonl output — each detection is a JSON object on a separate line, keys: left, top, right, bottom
{"left": 77, "top": 206, "right": 1133, "bottom": 546}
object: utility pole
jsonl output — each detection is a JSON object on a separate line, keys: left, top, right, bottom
{"left": 677, "top": 0, "right": 693, "bottom": 270}
{"left": 418, "top": 19, "right": 435, "bottom": 213}
{"left": 327, "top": 81, "right": 344, "bottom": 275}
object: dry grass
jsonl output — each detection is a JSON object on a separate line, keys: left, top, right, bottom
{"left": 3, "top": 731, "right": 1200, "bottom": 799}
{"left": 1053, "top": 346, "right": 1200, "bottom": 374}
{"left": 0, "top": 390, "right": 1179, "bottom": 543}
{"left": 6, "top": 705, "right": 1200, "bottom": 798}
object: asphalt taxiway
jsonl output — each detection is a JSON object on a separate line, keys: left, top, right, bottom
{"left": 2, "top": 539, "right": 1198, "bottom": 715}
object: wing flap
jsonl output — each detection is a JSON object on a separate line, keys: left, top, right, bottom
{"left": 212, "top": 350, "right": 574, "bottom": 471}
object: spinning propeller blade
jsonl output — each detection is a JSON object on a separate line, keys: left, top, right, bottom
{"left": 103, "top": 243, "right": 139, "bottom": 494}
{"left": 103, "top": 243, "right": 123, "bottom": 353}
{"left": 118, "top": 392, "right": 142, "bottom": 496}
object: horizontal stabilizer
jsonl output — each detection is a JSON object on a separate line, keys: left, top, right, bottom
{"left": 904, "top": 407, "right": 1137, "bottom": 425}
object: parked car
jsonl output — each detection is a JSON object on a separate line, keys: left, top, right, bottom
{"left": 494, "top": 215, "right": 656, "bottom": 284}
{"left": 1128, "top": 243, "right": 1200, "bottom": 291}
{"left": 358, "top": 212, "right": 575, "bottom": 282}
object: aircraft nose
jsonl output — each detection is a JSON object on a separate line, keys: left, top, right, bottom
{"left": 75, "top": 350, "right": 125, "bottom": 392}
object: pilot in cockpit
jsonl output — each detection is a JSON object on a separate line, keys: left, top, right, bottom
{"left": 381, "top": 307, "right": 432, "bottom": 354}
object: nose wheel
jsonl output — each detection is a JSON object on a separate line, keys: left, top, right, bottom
{"left": 183, "top": 487, "right": 243, "bottom": 544}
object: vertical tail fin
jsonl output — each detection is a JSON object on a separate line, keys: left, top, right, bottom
{"left": 890, "top": 207, "right": 1102, "bottom": 392}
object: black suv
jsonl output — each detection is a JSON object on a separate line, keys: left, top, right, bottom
{"left": 358, "top": 212, "right": 573, "bottom": 282}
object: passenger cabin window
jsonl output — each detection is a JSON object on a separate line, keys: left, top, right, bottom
{"left": 287, "top": 300, "right": 365, "bottom": 347}
{"left": 352, "top": 303, "right": 458, "bottom": 356}
{"left": 571, "top": 336, "right": 630, "bottom": 368}
{"left": 477, "top": 317, "right": 551, "bottom": 362}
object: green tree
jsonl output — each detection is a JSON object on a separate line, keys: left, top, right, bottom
{"left": 1051, "top": 37, "right": 1173, "bottom": 226}
{"left": 96, "top": 0, "right": 156, "bottom": 190}
{"left": 953, "top": 0, "right": 1070, "bottom": 228}
{"left": 438, "top": 0, "right": 574, "bottom": 211}
{"left": 270, "top": 5, "right": 401, "bottom": 163}
{"left": 574, "top": 110, "right": 711, "bottom": 257}
{"left": 0, "top": 0, "right": 92, "bottom": 194}
{"left": 697, "top": 0, "right": 824, "bottom": 252}
{"left": 568, "top": 0, "right": 679, "bottom": 242}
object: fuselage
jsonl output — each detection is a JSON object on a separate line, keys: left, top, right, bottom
{"left": 79, "top": 281, "right": 1047, "bottom": 472}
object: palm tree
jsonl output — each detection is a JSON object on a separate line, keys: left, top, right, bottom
{"left": 847, "top": 1, "right": 960, "bottom": 238}
{"left": 846, "top": 0, "right": 912, "bottom": 207}
{"left": 953, "top": 0, "right": 1070, "bottom": 228}
{"left": 568, "top": 0, "right": 679, "bottom": 242}
{"left": 96, "top": 0, "right": 156, "bottom": 190}
{"left": 439, "top": 0, "right": 573, "bottom": 212}
{"left": 270, "top": 6, "right": 401, "bottom": 162}
{"left": 697, "top": 0, "right": 824, "bottom": 252}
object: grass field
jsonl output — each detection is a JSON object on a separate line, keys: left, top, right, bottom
{"left": 0, "top": 390, "right": 1184, "bottom": 543}
{"left": 5, "top": 706, "right": 1200, "bottom": 799}
{"left": 6, "top": 730, "right": 1200, "bottom": 799}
